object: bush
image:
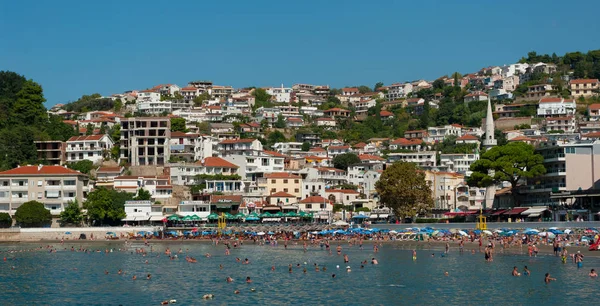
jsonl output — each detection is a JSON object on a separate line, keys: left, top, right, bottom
{"left": 15, "top": 201, "right": 52, "bottom": 227}
{"left": 0, "top": 212, "right": 12, "bottom": 228}
{"left": 355, "top": 207, "right": 371, "bottom": 212}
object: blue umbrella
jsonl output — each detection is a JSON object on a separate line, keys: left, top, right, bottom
{"left": 353, "top": 215, "right": 369, "bottom": 219}
{"left": 106, "top": 232, "right": 116, "bottom": 236}
{"left": 267, "top": 231, "right": 275, "bottom": 235}
{"left": 183, "top": 231, "right": 192, "bottom": 235}
{"left": 65, "top": 232, "right": 72, "bottom": 235}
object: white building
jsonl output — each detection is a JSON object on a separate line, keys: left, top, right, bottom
{"left": 178, "top": 200, "right": 211, "bottom": 218}
{"left": 273, "top": 142, "right": 302, "bottom": 155}
{"left": 223, "top": 151, "right": 285, "bottom": 181}
{"left": 123, "top": 200, "right": 163, "bottom": 223}
{"left": 66, "top": 134, "right": 114, "bottom": 164}
{"left": 545, "top": 116, "right": 577, "bottom": 133}
{"left": 137, "top": 90, "right": 171, "bottom": 115}
{"left": 537, "top": 97, "right": 577, "bottom": 117}
{"left": 385, "top": 83, "right": 413, "bottom": 100}
{"left": 425, "top": 125, "right": 463, "bottom": 143}
{"left": 169, "top": 157, "right": 239, "bottom": 185}
{"left": 387, "top": 151, "right": 436, "bottom": 167}
{"left": 113, "top": 175, "right": 172, "bottom": 200}
{"left": 217, "top": 139, "right": 263, "bottom": 156}
{"left": 266, "top": 85, "right": 293, "bottom": 103}
{"left": 439, "top": 153, "right": 480, "bottom": 176}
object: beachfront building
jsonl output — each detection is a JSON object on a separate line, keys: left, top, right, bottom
{"left": 209, "top": 195, "right": 242, "bottom": 214}
{"left": 258, "top": 172, "right": 302, "bottom": 200}
{"left": 424, "top": 170, "right": 466, "bottom": 211}
{"left": 223, "top": 151, "right": 285, "bottom": 181}
{"left": 113, "top": 175, "right": 173, "bottom": 200}
{"left": 216, "top": 139, "right": 263, "bottom": 156}
{"left": 325, "top": 189, "right": 360, "bottom": 206}
{"left": 298, "top": 196, "right": 333, "bottom": 221}
{"left": 119, "top": 117, "right": 171, "bottom": 166}
{"left": 178, "top": 200, "right": 211, "bottom": 219}
{"left": 0, "top": 165, "right": 89, "bottom": 222}
{"left": 123, "top": 200, "right": 163, "bottom": 224}
{"left": 95, "top": 166, "right": 124, "bottom": 188}
{"left": 439, "top": 153, "right": 480, "bottom": 176}
{"left": 169, "top": 157, "right": 240, "bottom": 185}
{"left": 65, "top": 134, "right": 114, "bottom": 164}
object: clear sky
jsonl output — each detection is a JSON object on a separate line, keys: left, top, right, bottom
{"left": 1, "top": 0, "right": 599, "bottom": 107}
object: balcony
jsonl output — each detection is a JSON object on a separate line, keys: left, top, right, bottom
{"left": 544, "top": 169, "right": 566, "bottom": 177}
{"left": 45, "top": 184, "right": 62, "bottom": 189}
{"left": 66, "top": 146, "right": 101, "bottom": 152}
{"left": 543, "top": 154, "right": 565, "bottom": 162}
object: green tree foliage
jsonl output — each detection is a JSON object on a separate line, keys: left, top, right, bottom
{"left": 84, "top": 187, "right": 133, "bottom": 226}
{"left": 319, "top": 96, "right": 343, "bottom": 110}
{"left": 357, "top": 85, "right": 371, "bottom": 94}
{"left": 468, "top": 142, "right": 546, "bottom": 205}
{"left": 374, "top": 82, "right": 384, "bottom": 91}
{"left": 266, "top": 130, "right": 286, "bottom": 148}
{"left": 0, "top": 127, "right": 38, "bottom": 170}
{"left": 62, "top": 93, "right": 114, "bottom": 113}
{"left": 252, "top": 88, "right": 273, "bottom": 109}
{"left": 274, "top": 114, "right": 286, "bottom": 128}
{"left": 301, "top": 142, "right": 311, "bottom": 151}
{"left": 67, "top": 160, "right": 94, "bottom": 174}
{"left": 375, "top": 162, "right": 434, "bottom": 219}
{"left": 85, "top": 123, "right": 94, "bottom": 135}
{"left": 134, "top": 188, "right": 152, "bottom": 201}
{"left": 332, "top": 153, "right": 361, "bottom": 170}
{"left": 113, "top": 99, "right": 123, "bottom": 112}
{"left": 0, "top": 71, "right": 27, "bottom": 129}
{"left": 197, "top": 122, "right": 211, "bottom": 134}
{"left": 193, "top": 92, "right": 211, "bottom": 106}
{"left": 0, "top": 212, "right": 12, "bottom": 228}
{"left": 59, "top": 200, "right": 83, "bottom": 226}
{"left": 170, "top": 117, "right": 188, "bottom": 132}
{"left": 15, "top": 201, "right": 52, "bottom": 227}
{"left": 435, "top": 135, "right": 478, "bottom": 154}
{"left": 10, "top": 80, "right": 47, "bottom": 127}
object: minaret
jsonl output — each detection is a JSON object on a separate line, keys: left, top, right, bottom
{"left": 482, "top": 96, "right": 497, "bottom": 209}
{"left": 482, "top": 96, "right": 497, "bottom": 150}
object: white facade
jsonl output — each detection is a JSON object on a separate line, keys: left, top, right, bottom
{"left": 266, "top": 85, "right": 292, "bottom": 103}
{"left": 178, "top": 200, "right": 211, "bottom": 218}
{"left": 425, "top": 125, "right": 463, "bottom": 143}
{"left": 223, "top": 152, "right": 285, "bottom": 181}
{"left": 537, "top": 98, "right": 577, "bottom": 117}
{"left": 439, "top": 153, "right": 480, "bottom": 176}
{"left": 273, "top": 142, "right": 302, "bottom": 155}
{"left": 66, "top": 135, "right": 114, "bottom": 164}
{"left": 123, "top": 200, "right": 163, "bottom": 222}
{"left": 387, "top": 151, "right": 437, "bottom": 167}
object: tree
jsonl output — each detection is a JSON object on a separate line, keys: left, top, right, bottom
{"left": 134, "top": 188, "right": 152, "bottom": 201}
{"left": 67, "top": 160, "right": 94, "bottom": 174}
{"left": 374, "top": 82, "right": 384, "bottom": 91}
{"left": 357, "top": 85, "right": 371, "bottom": 94}
{"left": 170, "top": 117, "right": 188, "bottom": 132}
{"left": 0, "top": 212, "right": 12, "bottom": 228}
{"left": 85, "top": 123, "right": 94, "bottom": 135}
{"left": 468, "top": 142, "right": 546, "bottom": 206}
{"left": 197, "top": 121, "right": 211, "bottom": 134}
{"left": 332, "top": 153, "right": 361, "bottom": 171}
{"left": 14, "top": 201, "right": 52, "bottom": 227}
{"left": 193, "top": 92, "right": 211, "bottom": 107}
{"left": 274, "top": 114, "right": 286, "bottom": 128}
{"left": 266, "top": 130, "right": 286, "bottom": 148}
{"left": 432, "top": 78, "right": 445, "bottom": 90}
{"left": 83, "top": 187, "right": 133, "bottom": 226}
{"left": 59, "top": 200, "right": 83, "bottom": 226}
{"left": 110, "top": 124, "right": 121, "bottom": 142}
{"left": 375, "top": 162, "right": 433, "bottom": 220}
{"left": 301, "top": 142, "right": 311, "bottom": 151}
{"left": 10, "top": 80, "right": 47, "bottom": 127}
{"left": 113, "top": 99, "right": 123, "bottom": 112}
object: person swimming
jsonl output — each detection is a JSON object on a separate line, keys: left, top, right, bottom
{"left": 246, "top": 276, "right": 252, "bottom": 283}
{"left": 590, "top": 269, "right": 598, "bottom": 278}
{"left": 512, "top": 266, "right": 520, "bottom": 276}
{"left": 523, "top": 266, "right": 530, "bottom": 276}
{"left": 412, "top": 250, "right": 417, "bottom": 260}
{"left": 371, "top": 258, "right": 378, "bottom": 265}
{"left": 226, "top": 276, "right": 233, "bottom": 283}
{"left": 544, "top": 273, "right": 556, "bottom": 283}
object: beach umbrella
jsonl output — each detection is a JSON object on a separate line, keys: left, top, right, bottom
{"left": 273, "top": 211, "right": 284, "bottom": 218}
{"left": 333, "top": 220, "right": 348, "bottom": 226}
{"left": 257, "top": 232, "right": 266, "bottom": 236}
{"left": 389, "top": 230, "right": 398, "bottom": 234}
{"left": 167, "top": 215, "right": 181, "bottom": 221}
{"left": 65, "top": 232, "right": 72, "bottom": 235}
{"left": 260, "top": 212, "right": 273, "bottom": 218}
{"left": 432, "top": 230, "right": 440, "bottom": 236}
{"left": 483, "top": 230, "right": 493, "bottom": 235}
{"left": 182, "top": 215, "right": 193, "bottom": 221}
{"left": 458, "top": 230, "right": 468, "bottom": 236}
{"left": 106, "top": 232, "right": 116, "bottom": 236}
{"left": 564, "top": 229, "right": 572, "bottom": 234}
{"left": 207, "top": 213, "right": 219, "bottom": 220}
{"left": 353, "top": 215, "right": 369, "bottom": 219}
{"left": 547, "top": 232, "right": 556, "bottom": 238}
{"left": 436, "top": 231, "right": 445, "bottom": 237}
{"left": 284, "top": 212, "right": 297, "bottom": 217}
{"left": 191, "top": 215, "right": 201, "bottom": 221}
{"left": 548, "top": 227, "right": 558, "bottom": 230}
{"left": 494, "top": 229, "right": 503, "bottom": 233}
{"left": 538, "top": 232, "right": 549, "bottom": 237}
{"left": 235, "top": 213, "right": 246, "bottom": 219}
{"left": 267, "top": 231, "right": 275, "bottom": 235}
{"left": 246, "top": 217, "right": 260, "bottom": 221}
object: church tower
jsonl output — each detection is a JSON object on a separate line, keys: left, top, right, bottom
{"left": 482, "top": 96, "right": 497, "bottom": 150}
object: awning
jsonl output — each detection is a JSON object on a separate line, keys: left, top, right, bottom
{"left": 491, "top": 209, "right": 507, "bottom": 216}
{"left": 149, "top": 216, "right": 164, "bottom": 221}
{"left": 369, "top": 215, "right": 378, "bottom": 219}
{"left": 379, "top": 214, "right": 389, "bottom": 218}
{"left": 527, "top": 213, "right": 541, "bottom": 218}
{"left": 122, "top": 216, "right": 137, "bottom": 221}
{"left": 521, "top": 207, "right": 548, "bottom": 215}
{"left": 503, "top": 208, "right": 529, "bottom": 215}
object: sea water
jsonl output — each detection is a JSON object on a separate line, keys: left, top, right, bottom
{"left": 0, "top": 242, "right": 598, "bottom": 305}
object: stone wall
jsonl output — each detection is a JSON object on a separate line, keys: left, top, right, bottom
{"left": 0, "top": 226, "right": 158, "bottom": 242}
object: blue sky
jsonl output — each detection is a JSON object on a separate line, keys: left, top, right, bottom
{"left": 1, "top": 0, "right": 599, "bottom": 107}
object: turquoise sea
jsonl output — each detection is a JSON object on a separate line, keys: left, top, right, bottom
{"left": 0, "top": 242, "right": 598, "bottom": 305}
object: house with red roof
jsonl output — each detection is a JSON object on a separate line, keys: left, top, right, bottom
{"left": 169, "top": 156, "right": 239, "bottom": 185}
{"left": 323, "top": 108, "right": 351, "bottom": 118}
{"left": 341, "top": 87, "right": 360, "bottom": 96}
{"left": 379, "top": 110, "right": 394, "bottom": 119}
{"left": 464, "top": 91, "right": 488, "bottom": 103}
{"left": 0, "top": 165, "right": 89, "bottom": 218}
{"left": 298, "top": 196, "right": 333, "bottom": 214}
{"left": 327, "top": 145, "right": 351, "bottom": 157}
{"left": 259, "top": 172, "right": 302, "bottom": 199}
{"left": 267, "top": 191, "right": 297, "bottom": 206}
{"left": 286, "top": 117, "right": 304, "bottom": 128}
{"left": 570, "top": 79, "right": 599, "bottom": 98}
{"left": 114, "top": 175, "right": 172, "bottom": 200}
{"left": 316, "top": 117, "right": 336, "bottom": 127}
{"left": 66, "top": 134, "right": 114, "bottom": 164}
{"left": 587, "top": 104, "right": 600, "bottom": 121}
{"left": 455, "top": 134, "right": 481, "bottom": 146}
{"left": 389, "top": 138, "right": 422, "bottom": 151}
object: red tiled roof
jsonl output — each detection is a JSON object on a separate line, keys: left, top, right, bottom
{"left": 508, "top": 136, "right": 538, "bottom": 142}
{"left": 570, "top": 79, "right": 599, "bottom": 84}
{"left": 316, "top": 167, "right": 346, "bottom": 173}
{"left": 264, "top": 172, "right": 301, "bottom": 179}
{"left": 341, "top": 88, "right": 359, "bottom": 93}
{"left": 539, "top": 97, "right": 563, "bottom": 103}
{"left": 299, "top": 196, "right": 331, "bottom": 204}
{"left": 358, "top": 154, "right": 385, "bottom": 161}
{"left": 287, "top": 117, "right": 303, "bottom": 122}
{"left": 324, "top": 108, "right": 350, "bottom": 112}
{"left": 181, "top": 87, "right": 198, "bottom": 91}
{"left": 211, "top": 195, "right": 242, "bottom": 203}
{"left": 309, "top": 147, "right": 326, "bottom": 152}
{"left": 457, "top": 134, "right": 479, "bottom": 141}
{"left": 405, "top": 130, "right": 427, "bottom": 134}
{"left": 352, "top": 142, "right": 366, "bottom": 148}
{"left": 264, "top": 150, "right": 288, "bottom": 158}
{"left": 582, "top": 132, "right": 600, "bottom": 138}
{"left": 197, "top": 157, "right": 239, "bottom": 168}
{"left": 270, "top": 191, "right": 295, "bottom": 197}
{"left": 219, "top": 138, "right": 256, "bottom": 144}
{"left": 0, "top": 165, "right": 85, "bottom": 176}
{"left": 465, "top": 91, "right": 488, "bottom": 97}
{"left": 380, "top": 111, "right": 394, "bottom": 117}
{"left": 391, "top": 138, "right": 422, "bottom": 145}
{"left": 304, "top": 155, "right": 328, "bottom": 161}
{"left": 63, "top": 120, "right": 77, "bottom": 126}
{"left": 326, "top": 189, "right": 359, "bottom": 194}
{"left": 171, "top": 131, "right": 199, "bottom": 138}
{"left": 588, "top": 104, "right": 600, "bottom": 110}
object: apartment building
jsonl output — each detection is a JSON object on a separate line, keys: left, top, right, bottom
{"left": 426, "top": 124, "right": 463, "bottom": 143}
{"left": 34, "top": 141, "right": 66, "bottom": 165}
{"left": 570, "top": 79, "right": 599, "bottom": 98}
{"left": 211, "top": 85, "right": 234, "bottom": 99}
{"left": 266, "top": 85, "right": 293, "bottom": 103}
{"left": 136, "top": 90, "right": 171, "bottom": 115}
{"left": 120, "top": 117, "right": 171, "bottom": 166}
{"left": 424, "top": 171, "right": 466, "bottom": 210}
{"left": 387, "top": 151, "right": 437, "bottom": 167}
{"left": 123, "top": 200, "right": 163, "bottom": 223}
{"left": 439, "top": 153, "right": 479, "bottom": 176}
{"left": 169, "top": 157, "right": 239, "bottom": 185}
{"left": 95, "top": 166, "right": 124, "bottom": 188}
{"left": 66, "top": 134, "right": 114, "bottom": 164}
{"left": 327, "top": 145, "right": 351, "bottom": 157}
{"left": 388, "top": 138, "right": 422, "bottom": 151}
{"left": 223, "top": 151, "right": 285, "bottom": 181}
{"left": 588, "top": 104, "right": 600, "bottom": 121}
{"left": 273, "top": 142, "right": 302, "bottom": 155}
{"left": 325, "top": 189, "right": 360, "bottom": 206}
{"left": 113, "top": 175, "right": 173, "bottom": 200}
{"left": 216, "top": 139, "right": 263, "bottom": 156}
{"left": 537, "top": 97, "right": 576, "bottom": 117}
{"left": 169, "top": 132, "right": 199, "bottom": 163}
{"left": 258, "top": 172, "right": 302, "bottom": 199}
{"left": 526, "top": 84, "right": 553, "bottom": 99}
{"left": 0, "top": 165, "right": 88, "bottom": 218}
{"left": 544, "top": 116, "right": 577, "bottom": 133}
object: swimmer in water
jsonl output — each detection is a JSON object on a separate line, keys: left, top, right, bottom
{"left": 523, "top": 266, "right": 530, "bottom": 276}
{"left": 590, "top": 269, "right": 598, "bottom": 278}
{"left": 246, "top": 276, "right": 252, "bottom": 283}
{"left": 444, "top": 271, "right": 449, "bottom": 276}
{"left": 512, "top": 266, "right": 520, "bottom": 276}
{"left": 412, "top": 250, "right": 417, "bottom": 260}
{"left": 147, "top": 274, "right": 151, "bottom": 280}
{"left": 226, "top": 276, "right": 233, "bottom": 283}
{"left": 544, "top": 273, "right": 556, "bottom": 283}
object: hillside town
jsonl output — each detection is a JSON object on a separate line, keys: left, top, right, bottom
{"left": 2, "top": 51, "right": 600, "bottom": 227}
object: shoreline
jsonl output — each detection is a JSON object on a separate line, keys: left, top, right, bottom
{"left": 3, "top": 239, "right": 598, "bottom": 257}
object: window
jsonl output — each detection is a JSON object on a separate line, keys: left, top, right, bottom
{"left": 283, "top": 179, "right": 288, "bottom": 184}
{"left": 37, "top": 180, "right": 43, "bottom": 187}
{"left": 270, "top": 188, "right": 276, "bottom": 193}
{"left": 88, "top": 152, "right": 93, "bottom": 157}
{"left": 306, "top": 204, "right": 312, "bottom": 209}
{"left": 565, "top": 147, "right": 575, "bottom": 154}
{"left": 283, "top": 188, "right": 288, "bottom": 192}
{"left": 305, "top": 185, "right": 309, "bottom": 190}
{"left": 294, "top": 180, "right": 299, "bottom": 184}
{"left": 346, "top": 196, "right": 349, "bottom": 200}
{"left": 37, "top": 192, "right": 43, "bottom": 199}
{"left": 271, "top": 180, "right": 276, "bottom": 184}
{"left": 64, "top": 180, "right": 76, "bottom": 186}
{"left": 320, "top": 204, "right": 326, "bottom": 209}
{"left": 295, "top": 189, "right": 299, "bottom": 193}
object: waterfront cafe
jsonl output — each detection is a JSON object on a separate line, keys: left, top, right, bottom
{"left": 210, "top": 195, "right": 242, "bottom": 214}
